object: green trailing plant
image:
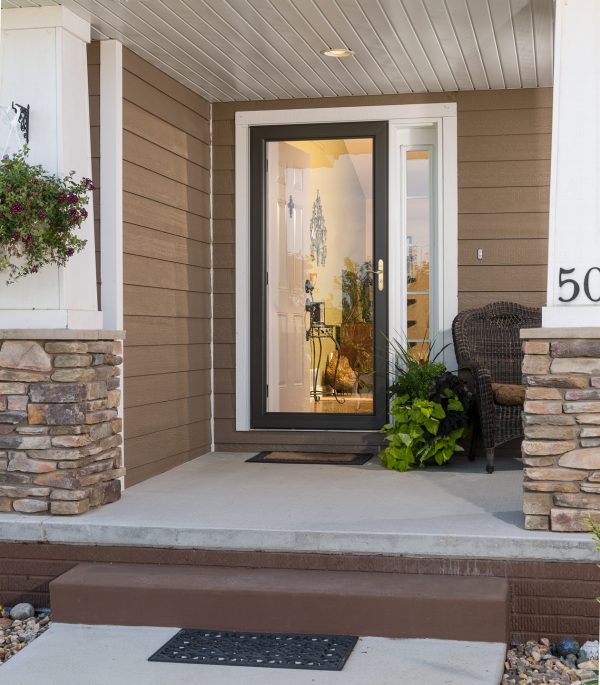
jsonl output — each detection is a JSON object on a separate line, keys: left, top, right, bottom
{"left": 0, "top": 146, "right": 93, "bottom": 283}
{"left": 380, "top": 339, "right": 471, "bottom": 472}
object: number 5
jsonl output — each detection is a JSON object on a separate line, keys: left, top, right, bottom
{"left": 558, "top": 267, "right": 580, "bottom": 302}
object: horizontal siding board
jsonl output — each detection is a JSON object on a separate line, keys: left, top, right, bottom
{"left": 123, "top": 224, "right": 210, "bottom": 267}
{"left": 125, "top": 370, "right": 211, "bottom": 408}
{"left": 123, "top": 254, "right": 210, "bottom": 292}
{"left": 458, "top": 291, "right": 546, "bottom": 311}
{"left": 459, "top": 187, "right": 549, "bottom": 214}
{"left": 459, "top": 265, "right": 547, "bottom": 292}
{"left": 456, "top": 88, "right": 552, "bottom": 111}
{"left": 123, "top": 192, "right": 210, "bottom": 242}
{"left": 124, "top": 131, "right": 210, "bottom": 190}
{"left": 125, "top": 421, "right": 212, "bottom": 470}
{"left": 124, "top": 344, "right": 211, "bottom": 377}
{"left": 124, "top": 315, "right": 211, "bottom": 346}
{"left": 123, "top": 101, "right": 210, "bottom": 167}
{"left": 124, "top": 285, "right": 210, "bottom": 318}
{"left": 123, "top": 161, "right": 209, "bottom": 215}
{"left": 125, "top": 396, "right": 211, "bottom": 439}
{"left": 213, "top": 219, "right": 235, "bottom": 244}
{"left": 213, "top": 243, "right": 235, "bottom": 269}
{"left": 458, "top": 161, "right": 550, "bottom": 188}
{"left": 459, "top": 213, "right": 549, "bottom": 240}
{"left": 458, "top": 108, "right": 552, "bottom": 136}
{"left": 123, "top": 70, "right": 209, "bottom": 142}
{"left": 459, "top": 239, "right": 548, "bottom": 265}
{"left": 213, "top": 294, "right": 235, "bottom": 319}
{"left": 459, "top": 134, "right": 551, "bottom": 162}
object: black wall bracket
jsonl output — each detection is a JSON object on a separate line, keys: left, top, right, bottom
{"left": 11, "top": 102, "right": 29, "bottom": 144}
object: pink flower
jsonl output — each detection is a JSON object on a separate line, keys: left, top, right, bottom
{"left": 38, "top": 211, "right": 46, "bottom": 220}
{"left": 10, "top": 202, "right": 22, "bottom": 214}
{"left": 80, "top": 208, "right": 88, "bottom": 219}
{"left": 22, "top": 233, "right": 31, "bottom": 243}
{"left": 12, "top": 230, "right": 20, "bottom": 240}
{"left": 67, "top": 194, "right": 78, "bottom": 204}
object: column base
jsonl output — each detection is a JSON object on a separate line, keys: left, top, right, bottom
{"left": 0, "top": 330, "right": 124, "bottom": 515}
{"left": 521, "top": 328, "right": 600, "bottom": 531}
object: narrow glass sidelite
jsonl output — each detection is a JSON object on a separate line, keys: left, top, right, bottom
{"left": 250, "top": 122, "right": 388, "bottom": 430}
{"left": 406, "top": 149, "right": 432, "bottom": 359}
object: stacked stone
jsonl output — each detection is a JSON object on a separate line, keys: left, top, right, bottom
{"left": 522, "top": 335, "right": 600, "bottom": 531}
{"left": 0, "top": 337, "right": 124, "bottom": 515}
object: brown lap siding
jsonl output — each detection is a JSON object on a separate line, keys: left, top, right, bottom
{"left": 211, "top": 88, "right": 552, "bottom": 452}
{"left": 122, "top": 48, "right": 212, "bottom": 485}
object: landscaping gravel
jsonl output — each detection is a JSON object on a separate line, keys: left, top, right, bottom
{"left": 0, "top": 605, "right": 52, "bottom": 665}
{"left": 503, "top": 639, "right": 599, "bottom": 685}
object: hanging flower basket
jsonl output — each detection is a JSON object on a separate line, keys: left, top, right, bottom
{"left": 0, "top": 146, "right": 93, "bottom": 283}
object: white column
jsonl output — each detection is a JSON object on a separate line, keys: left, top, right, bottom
{"left": 543, "top": 0, "right": 600, "bottom": 327}
{"left": 0, "top": 6, "right": 102, "bottom": 329}
{"left": 100, "top": 40, "right": 123, "bottom": 331}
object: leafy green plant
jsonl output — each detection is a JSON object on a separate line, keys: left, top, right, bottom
{"left": 380, "top": 339, "right": 471, "bottom": 472}
{"left": 0, "top": 146, "right": 93, "bottom": 282}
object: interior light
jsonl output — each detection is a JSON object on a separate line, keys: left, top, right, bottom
{"left": 321, "top": 48, "right": 354, "bottom": 58}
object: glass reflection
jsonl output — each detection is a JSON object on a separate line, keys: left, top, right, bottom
{"left": 265, "top": 138, "right": 374, "bottom": 415}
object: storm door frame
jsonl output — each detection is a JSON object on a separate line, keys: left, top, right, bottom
{"left": 249, "top": 121, "right": 389, "bottom": 430}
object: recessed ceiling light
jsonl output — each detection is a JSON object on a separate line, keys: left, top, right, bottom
{"left": 321, "top": 48, "right": 354, "bottom": 58}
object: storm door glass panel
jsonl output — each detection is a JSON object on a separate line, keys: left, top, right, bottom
{"left": 406, "top": 149, "right": 432, "bottom": 360}
{"left": 265, "top": 138, "right": 375, "bottom": 415}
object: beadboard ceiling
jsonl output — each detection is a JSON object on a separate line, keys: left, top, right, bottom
{"left": 3, "top": 0, "right": 555, "bottom": 102}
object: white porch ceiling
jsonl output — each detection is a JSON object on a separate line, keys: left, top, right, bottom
{"left": 2, "top": 0, "right": 555, "bottom": 102}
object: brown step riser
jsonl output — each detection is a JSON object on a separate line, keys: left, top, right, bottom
{"left": 52, "top": 588, "right": 507, "bottom": 642}
{"left": 50, "top": 564, "right": 509, "bottom": 643}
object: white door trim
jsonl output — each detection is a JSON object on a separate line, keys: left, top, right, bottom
{"left": 235, "top": 103, "right": 458, "bottom": 431}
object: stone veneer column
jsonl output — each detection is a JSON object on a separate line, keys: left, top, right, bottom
{"left": 0, "top": 331, "right": 124, "bottom": 515}
{"left": 521, "top": 328, "right": 600, "bottom": 531}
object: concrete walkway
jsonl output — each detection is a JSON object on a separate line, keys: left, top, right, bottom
{"left": 0, "top": 624, "right": 507, "bottom": 685}
{"left": 0, "top": 452, "right": 596, "bottom": 561}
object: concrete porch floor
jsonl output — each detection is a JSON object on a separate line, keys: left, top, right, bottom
{"left": 0, "top": 452, "right": 596, "bottom": 562}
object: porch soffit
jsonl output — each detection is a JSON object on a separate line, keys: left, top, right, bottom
{"left": 3, "top": 0, "right": 554, "bottom": 103}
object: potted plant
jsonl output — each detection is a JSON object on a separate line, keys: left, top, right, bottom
{"left": 0, "top": 146, "right": 93, "bottom": 283}
{"left": 379, "top": 340, "right": 472, "bottom": 472}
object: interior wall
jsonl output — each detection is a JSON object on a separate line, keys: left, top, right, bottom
{"left": 212, "top": 88, "right": 551, "bottom": 452}
{"left": 121, "top": 48, "right": 212, "bottom": 485}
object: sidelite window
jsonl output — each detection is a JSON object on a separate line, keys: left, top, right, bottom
{"left": 250, "top": 122, "right": 388, "bottom": 430}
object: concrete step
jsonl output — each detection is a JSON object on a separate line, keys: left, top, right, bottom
{"left": 50, "top": 563, "right": 509, "bottom": 642}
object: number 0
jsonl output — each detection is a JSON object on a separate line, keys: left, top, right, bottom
{"left": 584, "top": 267, "right": 600, "bottom": 302}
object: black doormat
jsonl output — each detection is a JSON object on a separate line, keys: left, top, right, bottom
{"left": 247, "top": 451, "right": 373, "bottom": 465}
{"left": 148, "top": 628, "right": 358, "bottom": 671}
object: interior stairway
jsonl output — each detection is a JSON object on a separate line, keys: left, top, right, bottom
{"left": 50, "top": 562, "right": 509, "bottom": 643}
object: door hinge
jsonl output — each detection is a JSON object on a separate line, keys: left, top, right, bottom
{"left": 266, "top": 271, "right": 269, "bottom": 285}
{"left": 266, "top": 159, "right": 269, "bottom": 173}
{"left": 266, "top": 384, "right": 269, "bottom": 398}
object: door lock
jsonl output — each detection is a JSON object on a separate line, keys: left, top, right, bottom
{"left": 366, "top": 259, "right": 385, "bottom": 291}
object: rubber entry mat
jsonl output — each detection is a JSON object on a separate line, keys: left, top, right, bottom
{"left": 148, "top": 628, "right": 358, "bottom": 671}
{"left": 247, "top": 451, "right": 372, "bottom": 465}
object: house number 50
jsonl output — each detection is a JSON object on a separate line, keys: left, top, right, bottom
{"left": 559, "top": 267, "right": 600, "bottom": 303}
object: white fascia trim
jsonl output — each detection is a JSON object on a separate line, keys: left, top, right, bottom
{"left": 235, "top": 103, "right": 458, "bottom": 431}
{"left": 2, "top": 6, "right": 91, "bottom": 42}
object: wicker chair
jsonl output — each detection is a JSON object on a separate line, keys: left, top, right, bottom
{"left": 452, "top": 302, "right": 542, "bottom": 473}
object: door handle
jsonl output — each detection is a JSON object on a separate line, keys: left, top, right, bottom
{"left": 366, "top": 259, "right": 385, "bottom": 292}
